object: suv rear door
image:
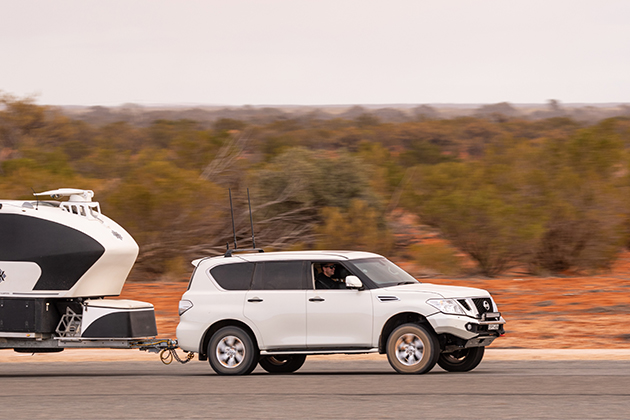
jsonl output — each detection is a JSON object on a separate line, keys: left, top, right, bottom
{"left": 243, "top": 261, "right": 308, "bottom": 350}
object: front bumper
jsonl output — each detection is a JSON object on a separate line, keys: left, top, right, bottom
{"left": 427, "top": 312, "right": 506, "bottom": 341}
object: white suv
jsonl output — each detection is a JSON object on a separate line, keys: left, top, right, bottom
{"left": 176, "top": 250, "right": 505, "bottom": 375}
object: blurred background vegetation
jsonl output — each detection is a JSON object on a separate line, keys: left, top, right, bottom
{"left": 2, "top": 93, "right": 630, "bottom": 280}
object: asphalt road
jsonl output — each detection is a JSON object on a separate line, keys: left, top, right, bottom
{"left": 1, "top": 357, "right": 629, "bottom": 419}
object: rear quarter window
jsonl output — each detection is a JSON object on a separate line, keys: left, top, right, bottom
{"left": 210, "top": 262, "right": 255, "bottom": 290}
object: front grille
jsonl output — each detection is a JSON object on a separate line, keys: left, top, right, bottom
{"left": 473, "top": 298, "right": 493, "bottom": 315}
{"left": 458, "top": 299, "right": 471, "bottom": 311}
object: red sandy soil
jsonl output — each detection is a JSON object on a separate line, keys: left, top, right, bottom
{"left": 118, "top": 251, "right": 630, "bottom": 349}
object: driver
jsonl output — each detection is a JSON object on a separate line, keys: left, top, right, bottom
{"left": 315, "top": 263, "right": 346, "bottom": 289}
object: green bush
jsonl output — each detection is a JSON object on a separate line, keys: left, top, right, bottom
{"left": 409, "top": 242, "right": 464, "bottom": 276}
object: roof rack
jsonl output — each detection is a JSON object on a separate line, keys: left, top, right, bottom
{"left": 224, "top": 248, "right": 265, "bottom": 257}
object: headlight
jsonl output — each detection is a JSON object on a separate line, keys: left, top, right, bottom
{"left": 178, "top": 299, "right": 194, "bottom": 316}
{"left": 427, "top": 298, "right": 465, "bottom": 315}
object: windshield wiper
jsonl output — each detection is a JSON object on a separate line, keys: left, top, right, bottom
{"left": 397, "top": 281, "right": 417, "bottom": 285}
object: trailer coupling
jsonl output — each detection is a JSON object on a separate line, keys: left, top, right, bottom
{"left": 131, "top": 339, "right": 195, "bottom": 365}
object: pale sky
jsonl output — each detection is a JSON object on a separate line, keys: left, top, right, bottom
{"left": 1, "top": 0, "right": 629, "bottom": 106}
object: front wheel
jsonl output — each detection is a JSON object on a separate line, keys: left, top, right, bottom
{"left": 259, "top": 355, "right": 307, "bottom": 374}
{"left": 208, "top": 326, "right": 258, "bottom": 375}
{"left": 438, "top": 346, "right": 485, "bottom": 372}
{"left": 386, "top": 323, "right": 439, "bottom": 374}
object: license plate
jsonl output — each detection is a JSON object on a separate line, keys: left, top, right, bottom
{"left": 488, "top": 324, "right": 500, "bottom": 330}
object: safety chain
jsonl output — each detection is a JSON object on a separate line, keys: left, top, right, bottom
{"left": 159, "top": 348, "right": 195, "bottom": 365}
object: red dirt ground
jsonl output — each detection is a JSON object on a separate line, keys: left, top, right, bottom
{"left": 118, "top": 252, "right": 630, "bottom": 349}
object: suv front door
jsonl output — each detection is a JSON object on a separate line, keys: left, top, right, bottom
{"left": 306, "top": 262, "right": 374, "bottom": 348}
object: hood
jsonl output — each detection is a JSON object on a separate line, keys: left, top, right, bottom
{"left": 382, "top": 282, "right": 490, "bottom": 299}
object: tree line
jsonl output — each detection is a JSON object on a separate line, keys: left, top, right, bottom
{"left": 2, "top": 93, "right": 630, "bottom": 279}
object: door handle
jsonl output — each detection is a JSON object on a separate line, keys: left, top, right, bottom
{"left": 247, "top": 297, "right": 263, "bottom": 302}
{"left": 309, "top": 297, "right": 325, "bottom": 302}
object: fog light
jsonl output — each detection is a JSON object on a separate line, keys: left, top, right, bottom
{"left": 466, "top": 323, "right": 473, "bottom": 331}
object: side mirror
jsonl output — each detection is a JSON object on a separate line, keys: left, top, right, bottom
{"left": 345, "top": 275, "right": 363, "bottom": 290}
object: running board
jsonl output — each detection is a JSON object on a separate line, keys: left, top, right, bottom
{"left": 260, "top": 348, "right": 379, "bottom": 356}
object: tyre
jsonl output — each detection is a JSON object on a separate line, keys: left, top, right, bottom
{"left": 259, "top": 355, "right": 307, "bottom": 374}
{"left": 208, "top": 326, "right": 258, "bottom": 375}
{"left": 386, "top": 323, "right": 439, "bottom": 374}
{"left": 437, "top": 346, "right": 485, "bottom": 372}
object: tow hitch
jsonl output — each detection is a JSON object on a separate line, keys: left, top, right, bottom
{"left": 134, "top": 339, "right": 195, "bottom": 364}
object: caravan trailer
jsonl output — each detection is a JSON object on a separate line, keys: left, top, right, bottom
{"left": 0, "top": 189, "right": 178, "bottom": 357}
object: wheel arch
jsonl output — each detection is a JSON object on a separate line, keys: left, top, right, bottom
{"left": 378, "top": 312, "right": 436, "bottom": 354}
{"left": 199, "top": 319, "right": 259, "bottom": 361}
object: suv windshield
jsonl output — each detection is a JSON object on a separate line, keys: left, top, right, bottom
{"left": 349, "top": 258, "right": 419, "bottom": 288}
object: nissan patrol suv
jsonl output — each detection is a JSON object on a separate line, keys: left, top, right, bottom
{"left": 176, "top": 250, "right": 505, "bottom": 375}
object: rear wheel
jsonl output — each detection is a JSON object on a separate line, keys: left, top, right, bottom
{"left": 208, "top": 326, "right": 258, "bottom": 375}
{"left": 438, "top": 347, "right": 485, "bottom": 372}
{"left": 259, "top": 355, "right": 307, "bottom": 374}
{"left": 386, "top": 323, "right": 439, "bottom": 374}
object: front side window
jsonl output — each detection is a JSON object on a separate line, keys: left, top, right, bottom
{"left": 348, "top": 258, "right": 418, "bottom": 288}
{"left": 312, "top": 262, "right": 352, "bottom": 290}
{"left": 251, "top": 261, "right": 305, "bottom": 290}
{"left": 210, "top": 262, "right": 255, "bottom": 290}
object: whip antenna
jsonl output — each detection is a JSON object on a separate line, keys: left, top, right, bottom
{"left": 229, "top": 188, "right": 237, "bottom": 249}
{"left": 247, "top": 188, "right": 256, "bottom": 249}
{"left": 223, "top": 188, "right": 264, "bottom": 257}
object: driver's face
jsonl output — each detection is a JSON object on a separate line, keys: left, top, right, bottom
{"left": 322, "top": 264, "right": 336, "bottom": 276}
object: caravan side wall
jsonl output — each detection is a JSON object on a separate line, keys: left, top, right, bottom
{"left": 0, "top": 202, "right": 139, "bottom": 298}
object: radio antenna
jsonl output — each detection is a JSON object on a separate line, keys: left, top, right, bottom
{"left": 247, "top": 188, "right": 256, "bottom": 249}
{"left": 229, "top": 188, "right": 237, "bottom": 249}
{"left": 223, "top": 188, "right": 264, "bottom": 258}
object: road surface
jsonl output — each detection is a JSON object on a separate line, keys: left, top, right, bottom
{"left": 1, "top": 356, "right": 629, "bottom": 419}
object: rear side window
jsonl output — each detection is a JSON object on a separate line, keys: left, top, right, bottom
{"left": 251, "top": 261, "right": 305, "bottom": 290}
{"left": 210, "top": 262, "right": 255, "bottom": 290}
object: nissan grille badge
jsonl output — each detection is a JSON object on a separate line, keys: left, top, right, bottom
{"left": 483, "top": 300, "right": 491, "bottom": 311}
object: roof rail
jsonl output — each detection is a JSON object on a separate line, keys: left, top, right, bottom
{"left": 224, "top": 248, "right": 265, "bottom": 257}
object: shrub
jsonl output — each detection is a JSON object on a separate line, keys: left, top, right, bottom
{"left": 409, "top": 242, "right": 464, "bottom": 276}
